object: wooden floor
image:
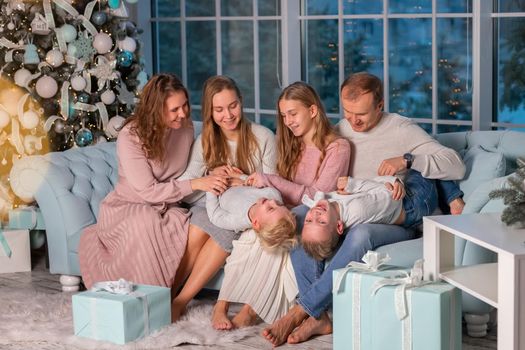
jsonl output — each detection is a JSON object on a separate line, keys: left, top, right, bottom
{"left": 0, "top": 248, "right": 496, "bottom": 349}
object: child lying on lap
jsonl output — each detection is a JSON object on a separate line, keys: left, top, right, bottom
{"left": 206, "top": 186, "right": 297, "bottom": 250}
{"left": 206, "top": 185, "right": 297, "bottom": 330}
{"left": 301, "top": 171, "right": 438, "bottom": 260}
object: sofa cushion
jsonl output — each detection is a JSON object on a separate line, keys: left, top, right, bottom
{"left": 459, "top": 146, "right": 506, "bottom": 199}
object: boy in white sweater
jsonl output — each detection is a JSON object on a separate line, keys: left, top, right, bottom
{"left": 300, "top": 171, "right": 437, "bottom": 260}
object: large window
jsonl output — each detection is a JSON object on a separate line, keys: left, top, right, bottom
{"left": 142, "top": 0, "right": 525, "bottom": 132}
{"left": 145, "top": 0, "right": 282, "bottom": 128}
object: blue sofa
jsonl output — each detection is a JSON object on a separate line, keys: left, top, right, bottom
{"left": 9, "top": 126, "right": 525, "bottom": 335}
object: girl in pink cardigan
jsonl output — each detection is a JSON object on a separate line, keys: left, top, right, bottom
{"left": 212, "top": 81, "right": 351, "bottom": 330}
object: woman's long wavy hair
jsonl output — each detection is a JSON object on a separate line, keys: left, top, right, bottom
{"left": 276, "top": 81, "right": 339, "bottom": 180}
{"left": 122, "top": 73, "right": 191, "bottom": 162}
{"left": 201, "top": 75, "right": 259, "bottom": 174}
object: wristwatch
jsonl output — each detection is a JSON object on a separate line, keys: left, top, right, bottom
{"left": 403, "top": 153, "right": 414, "bottom": 169}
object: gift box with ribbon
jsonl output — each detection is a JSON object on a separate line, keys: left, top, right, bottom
{"left": 0, "top": 229, "right": 31, "bottom": 273}
{"left": 72, "top": 279, "right": 171, "bottom": 344}
{"left": 333, "top": 251, "right": 461, "bottom": 350}
{"left": 8, "top": 206, "right": 46, "bottom": 230}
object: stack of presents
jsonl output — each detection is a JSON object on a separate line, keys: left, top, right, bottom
{"left": 0, "top": 206, "right": 45, "bottom": 274}
{"left": 3, "top": 208, "right": 461, "bottom": 346}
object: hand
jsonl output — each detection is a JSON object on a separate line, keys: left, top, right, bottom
{"left": 336, "top": 176, "right": 350, "bottom": 194}
{"left": 190, "top": 174, "right": 229, "bottom": 196}
{"left": 209, "top": 164, "right": 243, "bottom": 177}
{"left": 378, "top": 156, "right": 406, "bottom": 176}
{"left": 385, "top": 180, "right": 405, "bottom": 201}
{"left": 245, "top": 172, "right": 265, "bottom": 188}
{"left": 228, "top": 177, "right": 245, "bottom": 187}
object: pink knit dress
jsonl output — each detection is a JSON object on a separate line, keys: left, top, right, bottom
{"left": 79, "top": 124, "right": 194, "bottom": 288}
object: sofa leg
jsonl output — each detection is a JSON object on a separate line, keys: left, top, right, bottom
{"left": 60, "top": 275, "right": 81, "bottom": 292}
{"left": 464, "top": 313, "right": 490, "bottom": 337}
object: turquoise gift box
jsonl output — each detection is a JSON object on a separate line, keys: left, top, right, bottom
{"left": 72, "top": 284, "right": 171, "bottom": 344}
{"left": 8, "top": 207, "right": 45, "bottom": 230}
{"left": 333, "top": 266, "right": 462, "bottom": 350}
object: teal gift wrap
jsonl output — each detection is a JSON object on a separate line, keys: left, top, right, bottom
{"left": 333, "top": 263, "right": 461, "bottom": 350}
{"left": 8, "top": 207, "right": 45, "bottom": 230}
{"left": 72, "top": 283, "right": 171, "bottom": 344}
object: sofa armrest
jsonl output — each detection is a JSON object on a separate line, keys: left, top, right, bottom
{"left": 9, "top": 142, "right": 118, "bottom": 275}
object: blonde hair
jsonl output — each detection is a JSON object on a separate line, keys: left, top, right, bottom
{"left": 123, "top": 73, "right": 191, "bottom": 162}
{"left": 255, "top": 212, "right": 297, "bottom": 252}
{"left": 340, "top": 72, "right": 384, "bottom": 107}
{"left": 300, "top": 229, "right": 340, "bottom": 261}
{"left": 200, "top": 75, "right": 260, "bottom": 174}
{"left": 276, "top": 81, "right": 339, "bottom": 180}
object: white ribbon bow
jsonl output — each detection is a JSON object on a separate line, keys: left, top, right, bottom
{"left": 301, "top": 191, "right": 326, "bottom": 208}
{"left": 333, "top": 250, "right": 391, "bottom": 293}
{"left": 91, "top": 278, "right": 134, "bottom": 295}
{"left": 371, "top": 259, "right": 428, "bottom": 320}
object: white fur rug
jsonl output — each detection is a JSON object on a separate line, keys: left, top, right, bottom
{"left": 0, "top": 287, "right": 256, "bottom": 349}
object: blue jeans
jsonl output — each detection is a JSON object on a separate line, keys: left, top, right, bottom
{"left": 290, "top": 204, "right": 416, "bottom": 319}
{"left": 402, "top": 170, "right": 439, "bottom": 229}
{"left": 436, "top": 179, "right": 464, "bottom": 214}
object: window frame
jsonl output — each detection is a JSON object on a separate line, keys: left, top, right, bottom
{"left": 138, "top": 0, "right": 525, "bottom": 132}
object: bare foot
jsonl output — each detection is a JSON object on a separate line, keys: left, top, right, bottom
{"left": 287, "top": 312, "right": 332, "bottom": 344}
{"left": 262, "top": 305, "right": 308, "bottom": 347}
{"left": 449, "top": 197, "right": 465, "bottom": 215}
{"left": 171, "top": 298, "right": 187, "bottom": 323}
{"left": 232, "top": 304, "right": 260, "bottom": 328}
{"left": 212, "top": 300, "right": 233, "bottom": 330}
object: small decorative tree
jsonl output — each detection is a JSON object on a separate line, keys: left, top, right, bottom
{"left": 489, "top": 158, "right": 525, "bottom": 228}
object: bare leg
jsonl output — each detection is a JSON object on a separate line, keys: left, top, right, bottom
{"left": 212, "top": 300, "right": 233, "bottom": 330}
{"left": 232, "top": 304, "right": 260, "bottom": 328}
{"left": 172, "top": 224, "right": 210, "bottom": 297}
{"left": 287, "top": 312, "right": 332, "bottom": 344}
{"left": 449, "top": 197, "right": 465, "bottom": 215}
{"left": 262, "top": 304, "right": 308, "bottom": 347}
{"left": 171, "top": 237, "right": 229, "bottom": 323}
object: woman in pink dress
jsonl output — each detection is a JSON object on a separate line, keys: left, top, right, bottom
{"left": 78, "top": 74, "right": 228, "bottom": 289}
{"left": 212, "top": 81, "right": 351, "bottom": 331}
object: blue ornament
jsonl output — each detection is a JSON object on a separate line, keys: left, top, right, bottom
{"left": 91, "top": 11, "right": 107, "bottom": 26}
{"left": 77, "top": 93, "right": 90, "bottom": 103}
{"left": 75, "top": 128, "right": 93, "bottom": 147}
{"left": 108, "top": 0, "right": 120, "bottom": 9}
{"left": 117, "top": 50, "right": 133, "bottom": 68}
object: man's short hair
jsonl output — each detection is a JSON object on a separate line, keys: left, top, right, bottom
{"left": 300, "top": 229, "right": 340, "bottom": 261}
{"left": 340, "top": 72, "right": 383, "bottom": 107}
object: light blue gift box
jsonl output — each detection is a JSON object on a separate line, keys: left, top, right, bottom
{"left": 72, "top": 284, "right": 171, "bottom": 344}
{"left": 8, "top": 207, "right": 45, "bottom": 230}
{"left": 333, "top": 266, "right": 461, "bottom": 350}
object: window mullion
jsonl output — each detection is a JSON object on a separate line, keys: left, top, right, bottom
{"left": 281, "top": 0, "right": 301, "bottom": 87}
{"left": 472, "top": 0, "right": 493, "bottom": 131}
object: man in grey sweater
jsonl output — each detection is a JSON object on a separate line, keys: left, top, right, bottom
{"left": 263, "top": 72, "right": 466, "bottom": 346}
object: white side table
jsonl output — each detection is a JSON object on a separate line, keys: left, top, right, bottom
{"left": 423, "top": 213, "right": 525, "bottom": 350}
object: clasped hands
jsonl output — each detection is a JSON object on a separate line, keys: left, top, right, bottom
{"left": 196, "top": 164, "right": 262, "bottom": 196}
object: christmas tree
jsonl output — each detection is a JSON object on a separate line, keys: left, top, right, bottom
{"left": 489, "top": 158, "right": 525, "bottom": 228}
{"left": 0, "top": 0, "right": 146, "bottom": 215}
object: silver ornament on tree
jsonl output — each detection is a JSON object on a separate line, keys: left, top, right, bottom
{"left": 93, "top": 32, "right": 113, "bottom": 54}
{"left": 53, "top": 118, "right": 65, "bottom": 133}
{"left": 70, "top": 75, "right": 87, "bottom": 91}
{"left": 100, "top": 89, "right": 116, "bottom": 105}
{"left": 35, "top": 76, "right": 58, "bottom": 98}
{"left": 20, "top": 110, "right": 40, "bottom": 129}
{"left": 45, "top": 49, "right": 64, "bottom": 67}
{"left": 91, "top": 11, "right": 107, "bottom": 26}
